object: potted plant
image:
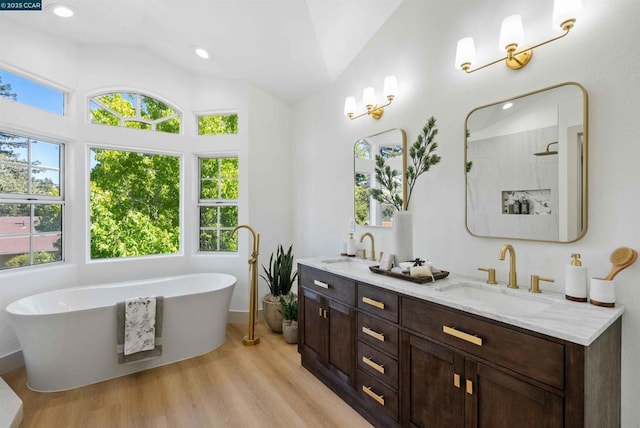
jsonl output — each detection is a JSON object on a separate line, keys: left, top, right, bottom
{"left": 278, "top": 292, "right": 298, "bottom": 344}
{"left": 260, "top": 244, "right": 298, "bottom": 333}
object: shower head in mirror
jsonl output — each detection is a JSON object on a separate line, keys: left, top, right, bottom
{"left": 534, "top": 141, "right": 558, "bottom": 156}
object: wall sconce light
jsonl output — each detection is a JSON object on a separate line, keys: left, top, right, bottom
{"left": 344, "top": 75, "right": 397, "bottom": 120}
{"left": 455, "top": 0, "right": 582, "bottom": 73}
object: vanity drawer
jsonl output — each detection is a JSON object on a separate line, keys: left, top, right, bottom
{"left": 357, "top": 341, "right": 399, "bottom": 389}
{"left": 401, "top": 297, "right": 564, "bottom": 390}
{"left": 357, "top": 369, "right": 399, "bottom": 423}
{"left": 299, "top": 266, "right": 355, "bottom": 306}
{"left": 357, "top": 283, "right": 399, "bottom": 323}
{"left": 358, "top": 312, "right": 399, "bottom": 357}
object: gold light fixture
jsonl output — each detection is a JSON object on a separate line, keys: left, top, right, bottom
{"left": 344, "top": 75, "right": 397, "bottom": 120}
{"left": 455, "top": 0, "right": 582, "bottom": 73}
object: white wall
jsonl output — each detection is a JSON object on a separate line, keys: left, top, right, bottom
{"left": 292, "top": 0, "right": 640, "bottom": 424}
{"left": 0, "top": 21, "right": 293, "bottom": 367}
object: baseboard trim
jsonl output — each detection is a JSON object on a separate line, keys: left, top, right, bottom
{"left": 0, "top": 350, "right": 24, "bottom": 375}
{"left": 227, "top": 309, "right": 264, "bottom": 325}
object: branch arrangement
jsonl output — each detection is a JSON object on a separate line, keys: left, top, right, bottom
{"left": 370, "top": 116, "right": 441, "bottom": 211}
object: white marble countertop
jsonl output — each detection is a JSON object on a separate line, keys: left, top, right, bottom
{"left": 298, "top": 257, "right": 624, "bottom": 346}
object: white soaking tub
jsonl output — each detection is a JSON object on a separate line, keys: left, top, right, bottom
{"left": 6, "top": 273, "right": 236, "bottom": 392}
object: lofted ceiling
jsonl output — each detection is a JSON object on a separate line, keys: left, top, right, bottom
{"left": 0, "top": 0, "right": 404, "bottom": 104}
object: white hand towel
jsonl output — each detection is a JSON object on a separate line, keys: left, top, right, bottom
{"left": 124, "top": 296, "right": 156, "bottom": 356}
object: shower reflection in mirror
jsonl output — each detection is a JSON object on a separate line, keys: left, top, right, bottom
{"left": 465, "top": 82, "right": 587, "bottom": 242}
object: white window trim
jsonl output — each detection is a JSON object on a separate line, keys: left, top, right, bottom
{"left": 86, "top": 144, "right": 184, "bottom": 263}
{"left": 0, "top": 132, "right": 65, "bottom": 270}
{"left": 87, "top": 90, "right": 183, "bottom": 133}
{"left": 197, "top": 153, "right": 239, "bottom": 254}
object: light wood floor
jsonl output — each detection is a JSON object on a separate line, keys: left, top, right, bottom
{"left": 2, "top": 322, "right": 372, "bottom": 428}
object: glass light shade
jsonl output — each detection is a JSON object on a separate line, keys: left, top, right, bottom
{"left": 344, "top": 96, "right": 357, "bottom": 116}
{"left": 455, "top": 37, "right": 477, "bottom": 68}
{"left": 499, "top": 15, "right": 525, "bottom": 50}
{"left": 383, "top": 76, "right": 398, "bottom": 99}
{"left": 552, "top": 0, "right": 582, "bottom": 29}
{"left": 362, "top": 87, "right": 376, "bottom": 108}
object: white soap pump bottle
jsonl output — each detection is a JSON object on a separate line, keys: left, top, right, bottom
{"left": 565, "top": 253, "right": 588, "bottom": 302}
{"left": 346, "top": 233, "right": 356, "bottom": 257}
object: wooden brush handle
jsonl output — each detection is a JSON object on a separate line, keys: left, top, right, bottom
{"left": 605, "top": 250, "right": 638, "bottom": 280}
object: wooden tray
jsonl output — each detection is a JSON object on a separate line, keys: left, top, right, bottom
{"left": 368, "top": 265, "right": 450, "bottom": 284}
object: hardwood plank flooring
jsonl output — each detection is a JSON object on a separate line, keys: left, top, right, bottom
{"left": 2, "top": 322, "right": 372, "bottom": 428}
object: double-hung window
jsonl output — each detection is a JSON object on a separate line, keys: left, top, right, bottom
{"left": 198, "top": 156, "right": 239, "bottom": 252}
{"left": 0, "top": 132, "right": 64, "bottom": 270}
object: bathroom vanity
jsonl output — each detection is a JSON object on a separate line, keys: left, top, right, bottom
{"left": 297, "top": 258, "right": 622, "bottom": 428}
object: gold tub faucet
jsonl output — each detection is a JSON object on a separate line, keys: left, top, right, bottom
{"left": 499, "top": 244, "right": 519, "bottom": 289}
{"left": 231, "top": 224, "right": 260, "bottom": 346}
{"left": 359, "top": 232, "right": 376, "bottom": 261}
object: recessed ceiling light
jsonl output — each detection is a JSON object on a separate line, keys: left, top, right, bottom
{"left": 502, "top": 102, "right": 513, "bottom": 110}
{"left": 195, "top": 48, "right": 210, "bottom": 60}
{"left": 48, "top": 4, "right": 74, "bottom": 17}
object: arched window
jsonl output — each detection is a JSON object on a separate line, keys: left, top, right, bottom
{"left": 89, "top": 92, "right": 181, "bottom": 134}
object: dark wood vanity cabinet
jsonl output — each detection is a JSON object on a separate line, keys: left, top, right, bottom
{"left": 403, "top": 321, "right": 563, "bottom": 428}
{"left": 299, "top": 267, "right": 356, "bottom": 389}
{"left": 298, "top": 265, "right": 621, "bottom": 428}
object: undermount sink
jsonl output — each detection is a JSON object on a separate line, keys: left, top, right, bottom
{"left": 437, "top": 283, "right": 553, "bottom": 316}
{"left": 320, "top": 257, "right": 375, "bottom": 271}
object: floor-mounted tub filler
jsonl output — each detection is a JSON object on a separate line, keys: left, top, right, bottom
{"left": 6, "top": 273, "right": 236, "bottom": 392}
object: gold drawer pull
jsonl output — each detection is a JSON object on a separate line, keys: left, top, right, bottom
{"left": 362, "top": 356, "right": 385, "bottom": 374}
{"left": 313, "top": 280, "right": 329, "bottom": 289}
{"left": 453, "top": 373, "right": 461, "bottom": 388}
{"left": 362, "top": 326, "right": 385, "bottom": 342}
{"left": 466, "top": 379, "right": 473, "bottom": 395}
{"left": 362, "top": 386, "right": 385, "bottom": 406}
{"left": 362, "top": 296, "right": 385, "bottom": 310}
{"left": 442, "top": 326, "right": 483, "bottom": 346}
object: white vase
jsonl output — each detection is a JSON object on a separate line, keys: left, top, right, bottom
{"left": 393, "top": 211, "right": 413, "bottom": 263}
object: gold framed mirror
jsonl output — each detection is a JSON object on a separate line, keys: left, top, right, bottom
{"left": 354, "top": 128, "right": 407, "bottom": 227}
{"left": 465, "top": 82, "right": 588, "bottom": 242}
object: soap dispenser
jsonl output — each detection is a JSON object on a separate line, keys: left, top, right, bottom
{"left": 565, "top": 253, "right": 588, "bottom": 302}
{"left": 346, "top": 233, "right": 356, "bottom": 257}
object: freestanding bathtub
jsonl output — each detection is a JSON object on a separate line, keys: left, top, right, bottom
{"left": 6, "top": 273, "right": 236, "bottom": 392}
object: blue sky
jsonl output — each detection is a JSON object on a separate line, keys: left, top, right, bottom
{"left": 1, "top": 68, "right": 65, "bottom": 185}
{"left": 0, "top": 69, "right": 64, "bottom": 115}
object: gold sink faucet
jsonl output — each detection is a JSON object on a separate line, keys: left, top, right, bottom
{"left": 359, "top": 232, "right": 376, "bottom": 261}
{"left": 499, "top": 244, "right": 518, "bottom": 289}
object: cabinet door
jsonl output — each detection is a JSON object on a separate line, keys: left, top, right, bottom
{"left": 327, "top": 298, "right": 356, "bottom": 386}
{"left": 466, "top": 360, "right": 563, "bottom": 428}
{"left": 302, "top": 288, "right": 327, "bottom": 362}
{"left": 406, "top": 334, "right": 464, "bottom": 428}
